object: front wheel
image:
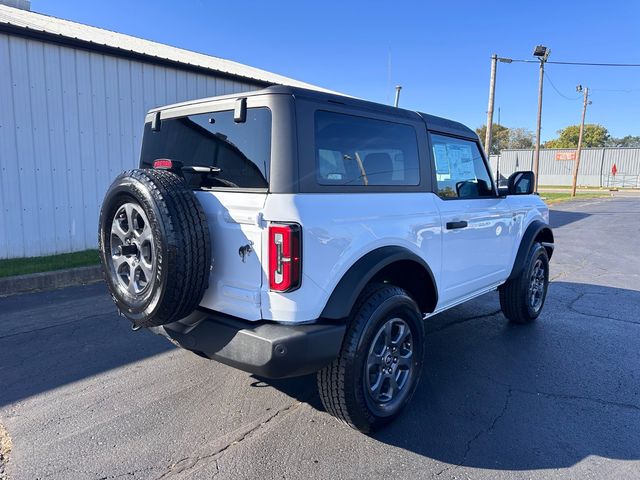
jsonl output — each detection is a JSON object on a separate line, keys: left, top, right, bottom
{"left": 317, "top": 285, "right": 425, "bottom": 433}
{"left": 499, "top": 242, "right": 550, "bottom": 324}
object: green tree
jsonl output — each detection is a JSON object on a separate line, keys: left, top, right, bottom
{"left": 607, "top": 135, "right": 640, "bottom": 147}
{"left": 544, "top": 124, "right": 610, "bottom": 148}
{"left": 476, "top": 125, "right": 534, "bottom": 153}
{"left": 475, "top": 124, "right": 510, "bottom": 154}
{"left": 508, "top": 128, "right": 534, "bottom": 149}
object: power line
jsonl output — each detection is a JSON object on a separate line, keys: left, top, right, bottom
{"left": 548, "top": 61, "right": 640, "bottom": 67}
{"left": 499, "top": 58, "right": 640, "bottom": 67}
{"left": 544, "top": 71, "right": 582, "bottom": 100}
{"left": 590, "top": 87, "right": 640, "bottom": 93}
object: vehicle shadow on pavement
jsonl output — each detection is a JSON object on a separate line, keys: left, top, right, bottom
{"left": 0, "top": 283, "right": 174, "bottom": 408}
{"left": 263, "top": 281, "right": 640, "bottom": 471}
{"left": 549, "top": 209, "right": 590, "bottom": 228}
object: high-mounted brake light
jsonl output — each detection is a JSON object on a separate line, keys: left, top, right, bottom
{"left": 268, "top": 223, "right": 301, "bottom": 292}
{"left": 153, "top": 159, "right": 173, "bottom": 170}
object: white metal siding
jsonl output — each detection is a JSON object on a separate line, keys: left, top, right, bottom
{"left": 0, "top": 4, "right": 337, "bottom": 93}
{"left": 0, "top": 32, "right": 261, "bottom": 259}
{"left": 489, "top": 148, "right": 640, "bottom": 188}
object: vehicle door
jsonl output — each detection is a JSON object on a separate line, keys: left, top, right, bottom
{"left": 429, "top": 133, "right": 515, "bottom": 306}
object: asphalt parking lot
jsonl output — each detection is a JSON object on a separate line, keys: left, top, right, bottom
{"left": 1, "top": 196, "right": 639, "bottom": 480}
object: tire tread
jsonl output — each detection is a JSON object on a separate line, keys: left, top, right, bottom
{"left": 98, "top": 169, "right": 211, "bottom": 327}
{"left": 317, "top": 284, "right": 423, "bottom": 432}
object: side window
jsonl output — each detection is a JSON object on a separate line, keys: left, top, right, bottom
{"left": 314, "top": 111, "right": 420, "bottom": 186}
{"left": 430, "top": 134, "right": 494, "bottom": 199}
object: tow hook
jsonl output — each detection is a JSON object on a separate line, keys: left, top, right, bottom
{"left": 131, "top": 323, "right": 142, "bottom": 331}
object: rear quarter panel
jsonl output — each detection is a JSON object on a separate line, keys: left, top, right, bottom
{"left": 261, "top": 192, "right": 442, "bottom": 323}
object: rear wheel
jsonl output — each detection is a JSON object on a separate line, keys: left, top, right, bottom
{"left": 317, "top": 284, "right": 425, "bottom": 433}
{"left": 499, "top": 242, "right": 549, "bottom": 324}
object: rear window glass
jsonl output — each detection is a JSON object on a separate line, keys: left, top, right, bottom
{"left": 140, "top": 107, "right": 271, "bottom": 189}
{"left": 314, "top": 111, "right": 420, "bottom": 186}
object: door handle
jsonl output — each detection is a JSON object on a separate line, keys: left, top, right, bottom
{"left": 446, "top": 220, "right": 468, "bottom": 230}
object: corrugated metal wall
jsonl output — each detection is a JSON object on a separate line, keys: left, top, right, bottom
{"left": 0, "top": 33, "right": 262, "bottom": 259}
{"left": 489, "top": 148, "right": 640, "bottom": 188}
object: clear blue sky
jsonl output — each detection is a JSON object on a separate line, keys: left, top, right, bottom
{"left": 33, "top": 0, "right": 640, "bottom": 141}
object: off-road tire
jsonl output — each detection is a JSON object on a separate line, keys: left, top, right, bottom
{"left": 499, "top": 242, "right": 549, "bottom": 324}
{"left": 98, "top": 169, "right": 211, "bottom": 328}
{"left": 317, "top": 284, "right": 425, "bottom": 433}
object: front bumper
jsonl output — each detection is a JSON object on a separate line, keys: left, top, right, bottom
{"left": 150, "top": 312, "right": 346, "bottom": 379}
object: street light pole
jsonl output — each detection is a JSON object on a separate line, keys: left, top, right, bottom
{"left": 571, "top": 86, "right": 590, "bottom": 197}
{"left": 484, "top": 54, "right": 498, "bottom": 156}
{"left": 533, "top": 60, "right": 545, "bottom": 191}
{"left": 532, "top": 45, "right": 550, "bottom": 192}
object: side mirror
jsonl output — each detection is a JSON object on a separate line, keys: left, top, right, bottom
{"left": 507, "top": 171, "right": 535, "bottom": 195}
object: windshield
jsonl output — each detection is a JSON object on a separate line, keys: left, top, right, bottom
{"left": 140, "top": 107, "right": 271, "bottom": 189}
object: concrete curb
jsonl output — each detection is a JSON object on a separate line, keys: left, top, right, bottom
{"left": 0, "top": 265, "right": 103, "bottom": 297}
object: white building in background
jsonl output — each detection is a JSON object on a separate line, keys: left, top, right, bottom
{"left": 0, "top": 3, "right": 331, "bottom": 259}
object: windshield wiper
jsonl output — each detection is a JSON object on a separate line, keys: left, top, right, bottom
{"left": 182, "top": 165, "right": 221, "bottom": 175}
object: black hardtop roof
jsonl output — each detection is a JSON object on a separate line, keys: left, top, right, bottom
{"left": 262, "top": 85, "right": 478, "bottom": 140}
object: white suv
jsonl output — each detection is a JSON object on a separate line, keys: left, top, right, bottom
{"left": 98, "top": 86, "right": 554, "bottom": 432}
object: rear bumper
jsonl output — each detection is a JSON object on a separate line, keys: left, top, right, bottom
{"left": 150, "top": 312, "right": 346, "bottom": 379}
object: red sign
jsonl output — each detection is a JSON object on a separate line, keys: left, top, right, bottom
{"left": 555, "top": 151, "right": 576, "bottom": 161}
{"left": 611, "top": 163, "right": 618, "bottom": 176}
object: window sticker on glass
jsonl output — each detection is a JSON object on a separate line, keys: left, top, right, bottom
{"left": 431, "top": 134, "right": 494, "bottom": 199}
{"left": 433, "top": 144, "right": 450, "bottom": 176}
{"left": 447, "top": 144, "right": 475, "bottom": 179}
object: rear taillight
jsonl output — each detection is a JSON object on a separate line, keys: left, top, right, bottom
{"left": 268, "top": 223, "right": 301, "bottom": 292}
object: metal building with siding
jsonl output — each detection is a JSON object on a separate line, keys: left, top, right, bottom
{"left": 489, "top": 148, "right": 640, "bottom": 188}
{"left": 0, "top": 4, "right": 330, "bottom": 259}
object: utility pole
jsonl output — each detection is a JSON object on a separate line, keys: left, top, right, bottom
{"left": 532, "top": 45, "right": 551, "bottom": 192}
{"left": 484, "top": 56, "right": 512, "bottom": 163}
{"left": 484, "top": 54, "right": 498, "bottom": 156}
{"left": 571, "top": 86, "right": 590, "bottom": 197}
{"left": 394, "top": 85, "right": 402, "bottom": 107}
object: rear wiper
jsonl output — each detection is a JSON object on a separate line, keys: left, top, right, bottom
{"left": 182, "top": 165, "right": 221, "bottom": 175}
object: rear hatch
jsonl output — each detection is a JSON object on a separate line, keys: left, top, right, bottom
{"left": 140, "top": 103, "right": 271, "bottom": 320}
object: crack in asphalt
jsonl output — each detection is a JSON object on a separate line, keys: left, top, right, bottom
{"left": 483, "top": 374, "right": 640, "bottom": 412}
{"left": 436, "top": 387, "right": 512, "bottom": 476}
{"left": 427, "top": 309, "right": 503, "bottom": 335}
{"left": 154, "top": 401, "right": 302, "bottom": 479}
{"left": 512, "top": 386, "right": 640, "bottom": 412}
{"left": 95, "top": 465, "right": 158, "bottom": 479}
{"left": 567, "top": 293, "right": 640, "bottom": 326}
{"left": 434, "top": 360, "right": 640, "bottom": 478}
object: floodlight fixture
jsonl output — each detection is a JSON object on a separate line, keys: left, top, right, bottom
{"left": 533, "top": 45, "right": 551, "bottom": 62}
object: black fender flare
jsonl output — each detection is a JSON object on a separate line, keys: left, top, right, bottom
{"left": 320, "top": 246, "right": 438, "bottom": 320}
{"left": 507, "top": 220, "right": 554, "bottom": 281}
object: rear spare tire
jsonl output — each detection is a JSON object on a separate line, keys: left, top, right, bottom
{"left": 98, "top": 169, "right": 211, "bottom": 328}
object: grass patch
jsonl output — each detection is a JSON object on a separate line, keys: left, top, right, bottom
{"left": 0, "top": 249, "right": 100, "bottom": 278}
{"left": 538, "top": 185, "right": 606, "bottom": 190}
{"left": 540, "top": 192, "right": 610, "bottom": 205}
